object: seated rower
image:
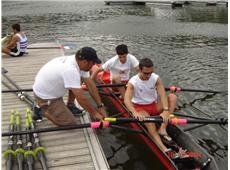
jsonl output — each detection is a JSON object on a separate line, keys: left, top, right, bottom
{"left": 2, "top": 23, "right": 28, "bottom": 57}
{"left": 91, "top": 44, "right": 139, "bottom": 98}
{"left": 124, "top": 58, "right": 178, "bottom": 157}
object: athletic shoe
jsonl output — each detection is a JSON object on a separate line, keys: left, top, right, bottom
{"left": 67, "top": 103, "right": 85, "bottom": 116}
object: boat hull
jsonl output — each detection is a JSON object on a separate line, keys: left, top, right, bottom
{"left": 97, "top": 84, "right": 219, "bottom": 170}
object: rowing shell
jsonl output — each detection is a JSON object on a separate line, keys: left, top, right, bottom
{"left": 90, "top": 67, "right": 219, "bottom": 170}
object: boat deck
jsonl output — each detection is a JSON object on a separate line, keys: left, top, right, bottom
{"left": 2, "top": 42, "right": 110, "bottom": 170}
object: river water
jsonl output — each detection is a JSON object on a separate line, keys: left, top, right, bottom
{"left": 2, "top": 1, "right": 228, "bottom": 170}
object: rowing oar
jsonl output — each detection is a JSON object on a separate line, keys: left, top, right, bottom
{"left": 27, "top": 109, "right": 49, "bottom": 170}
{"left": 2, "top": 84, "right": 126, "bottom": 93}
{"left": 2, "top": 68, "right": 43, "bottom": 121}
{"left": 96, "top": 83, "right": 227, "bottom": 93}
{"left": 15, "top": 111, "right": 25, "bottom": 170}
{"left": 2, "top": 84, "right": 227, "bottom": 94}
{"left": 2, "top": 116, "right": 227, "bottom": 137}
{"left": 166, "top": 86, "right": 227, "bottom": 94}
{"left": 2, "top": 120, "right": 119, "bottom": 137}
{"left": 3, "top": 111, "right": 16, "bottom": 170}
{"left": 27, "top": 45, "right": 70, "bottom": 50}
{"left": 24, "top": 115, "right": 35, "bottom": 170}
{"left": 2, "top": 68, "right": 34, "bottom": 105}
{"left": 105, "top": 117, "right": 228, "bottom": 125}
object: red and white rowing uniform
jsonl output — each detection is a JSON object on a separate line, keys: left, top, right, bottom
{"left": 129, "top": 73, "right": 160, "bottom": 116}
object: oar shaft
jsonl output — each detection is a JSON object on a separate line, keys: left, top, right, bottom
{"left": 26, "top": 110, "right": 49, "bottom": 170}
{"left": 2, "top": 88, "right": 33, "bottom": 93}
{"left": 16, "top": 154, "right": 24, "bottom": 170}
{"left": 3, "top": 112, "right": 15, "bottom": 170}
{"left": 6, "top": 155, "right": 14, "bottom": 170}
{"left": 2, "top": 83, "right": 126, "bottom": 93}
{"left": 106, "top": 116, "right": 163, "bottom": 123}
{"left": 37, "top": 151, "right": 49, "bottom": 170}
{"left": 2, "top": 68, "right": 34, "bottom": 104}
{"left": 169, "top": 118, "right": 228, "bottom": 125}
{"left": 2, "top": 121, "right": 110, "bottom": 136}
{"left": 2, "top": 81, "right": 34, "bottom": 106}
{"left": 96, "top": 83, "right": 126, "bottom": 88}
{"left": 2, "top": 117, "right": 227, "bottom": 137}
{"left": 28, "top": 47, "right": 62, "bottom": 49}
{"left": 2, "top": 83, "right": 227, "bottom": 94}
{"left": 187, "top": 119, "right": 227, "bottom": 124}
{"left": 14, "top": 111, "right": 25, "bottom": 170}
{"left": 166, "top": 86, "right": 226, "bottom": 94}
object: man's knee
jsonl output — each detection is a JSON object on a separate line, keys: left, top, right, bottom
{"left": 168, "top": 93, "right": 177, "bottom": 103}
{"left": 43, "top": 110, "right": 76, "bottom": 126}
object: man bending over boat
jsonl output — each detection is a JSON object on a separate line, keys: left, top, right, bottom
{"left": 33, "top": 47, "right": 107, "bottom": 126}
{"left": 91, "top": 44, "right": 139, "bottom": 98}
{"left": 2, "top": 23, "right": 28, "bottom": 57}
{"left": 124, "top": 58, "right": 178, "bottom": 157}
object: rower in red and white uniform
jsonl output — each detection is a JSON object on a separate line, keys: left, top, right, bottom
{"left": 91, "top": 44, "right": 139, "bottom": 98}
{"left": 124, "top": 57, "right": 179, "bottom": 158}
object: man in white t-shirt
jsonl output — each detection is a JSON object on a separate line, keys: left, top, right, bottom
{"left": 91, "top": 44, "right": 139, "bottom": 98}
{"left": 33, "top": 47, "right": 107, "bottom": 126}
{"left": 124, "top": 58, "right": 179, "bottom": 158}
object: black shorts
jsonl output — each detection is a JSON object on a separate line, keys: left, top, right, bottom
{"left": 10, "top": 47, "right": 25, "bottom": 57}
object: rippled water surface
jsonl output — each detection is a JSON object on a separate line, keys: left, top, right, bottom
{"left": 2, "top": 1, "right": 228, "bottom": 170}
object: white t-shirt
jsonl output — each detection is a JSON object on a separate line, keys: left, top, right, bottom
{"left": 33, "top": 55, "right": 89, "bottom": 99}
{"left": 102, "top": 54, "right": 139, "bottom": 81}
{"left": 129, "top": 73, "right": 159, "bottom": 104}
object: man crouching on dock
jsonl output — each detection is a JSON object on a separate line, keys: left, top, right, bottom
{"left": 33, "top": 47, "right": 107, "bottom": 126}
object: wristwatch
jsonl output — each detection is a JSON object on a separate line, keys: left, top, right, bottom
{"left": 97, "top": 103, "right": 104, "bottom": 109}
{"left": 163, "top": 107, "right": 169, "bottom": 111}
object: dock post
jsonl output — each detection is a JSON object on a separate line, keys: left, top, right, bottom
{"left": 171, "top": 2, "right": 184, "bottom": 9}
{"left": 206, "top": 2, "right": 217, "bottom": 6}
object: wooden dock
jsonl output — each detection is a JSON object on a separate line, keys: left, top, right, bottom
{"left": 2, "top": 42, "right": 110, "bottom": 170}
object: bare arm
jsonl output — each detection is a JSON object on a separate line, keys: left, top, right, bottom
{"left": 156, "top": 77, "right": 168, "bottom": 110}
{"left": 82, "top": 77, "right": 102, "bottom": 106}
{"left": 71, "top": 88, "right": 98, "bottom": 115}
{"left": 6, "top": 35, "right": 18, "bottom": 49}
{"left": 90, "top": 66, "right": 104, "bottom": 80}
{"left": 156, "top": 77, "right": 170, "bottom": 122}
{"left": 124, "top": 82, "right": 137, "bottom": 114}
{"left": 82, "top": 77, "right": 107, "bottom": 117}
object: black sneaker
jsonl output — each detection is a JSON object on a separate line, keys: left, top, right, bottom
{"left": 33, "top": 105, "right": 43, "bottom": 122}
{"left": 67, "top": 103, "right": 85, "bottom": 116}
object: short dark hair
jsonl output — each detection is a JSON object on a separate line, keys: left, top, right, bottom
{"left": 139, "top": 58, "right": 154, "bottom": 70}
{"left": 75, "top": 47, "right": 101, "bottom": 64}
{"left": 12, "top": 24, "right": 20, "bottom": 32}
{"left": 116, "top": 44, "right": 128, "bottom": 55}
